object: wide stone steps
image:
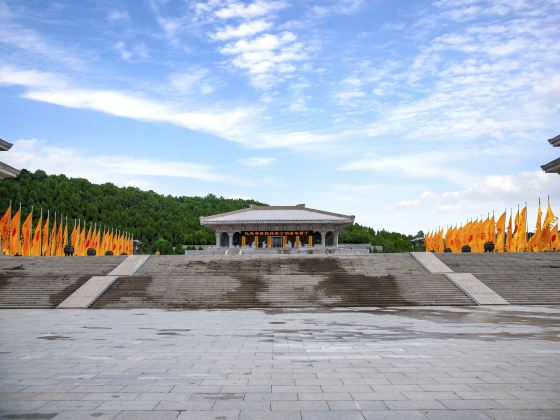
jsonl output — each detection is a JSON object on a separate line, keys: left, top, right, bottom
{"left": 437, "top": 253, "right": 560, "bottom": 305}
{"left": 92, "top": 255, "right": 474, "bottom": 308}
{"left": 0, "top": 256, "right": 126, "bottom": 308}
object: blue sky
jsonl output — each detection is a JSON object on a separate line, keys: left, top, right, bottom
{"left": 1, "top": 0, "right": 559, "bottom": 234}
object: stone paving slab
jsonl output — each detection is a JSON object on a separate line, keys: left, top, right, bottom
{"left": 0, "top": 306, "right": 559, "bottom": 419}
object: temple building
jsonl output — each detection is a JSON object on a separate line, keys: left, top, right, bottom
{"left": 200, "top": 204, "right": 354, "bottom": 248}
{"left": 0, "top": 139, "right": 20, "bottom": 179}
{"left": 541, "top": 134, "right": 560, "bottom": 174}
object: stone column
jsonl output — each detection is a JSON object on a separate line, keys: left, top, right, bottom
{"left": 228, "top": 232, "right": 234, "bottom": 248}
{"left": 320, "top": 232, "right": 326, "bottom": 247}
{"left": 334, "top": 232, "right": 339, "bottom": 247}
{"left": 215, "top": 232, "right": 221, "bottom": 247}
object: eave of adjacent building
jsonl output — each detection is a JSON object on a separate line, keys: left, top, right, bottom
{"left": 548, "top": 134, "right": 560, "bottom": 147}
{"left": 0, "top": 161, "right": 20, "bottom": 178}
{"left": 0, "top": 139, "right": 14, "bottom": 152}
{"left": 541, "top": 157, "right": 560, "bottom": 174}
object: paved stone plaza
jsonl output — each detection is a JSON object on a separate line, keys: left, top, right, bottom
{"left": 0, "top": 306, "right": 559, "bottom": 419}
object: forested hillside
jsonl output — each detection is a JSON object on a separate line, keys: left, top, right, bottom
{"left": 0, "top": 170, "right": 413, "bottom": 253}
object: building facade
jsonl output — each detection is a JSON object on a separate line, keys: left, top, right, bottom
{"left": 200, "top": 204, "right": 355, "bottom": 248}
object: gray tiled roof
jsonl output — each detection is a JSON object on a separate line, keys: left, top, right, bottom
{"left": 201, "top": 205, "right": 354, "bottom": 224}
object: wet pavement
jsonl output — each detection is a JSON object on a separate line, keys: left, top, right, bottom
{"left": 0, "top": 306, "right": 559, "bottom": 419}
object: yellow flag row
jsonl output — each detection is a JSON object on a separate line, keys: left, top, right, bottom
{"left": 425, "top": 199, "right": 559, "bottom": 253}
{"left": 0, "top": 204, "right": 134, "bottom": 256}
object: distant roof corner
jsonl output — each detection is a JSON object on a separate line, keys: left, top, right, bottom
{"left": 548, "top": 134, "right": 560, "bottom": 147}
{"left": 0, "top": 139, "right": 14, "bottom": 151}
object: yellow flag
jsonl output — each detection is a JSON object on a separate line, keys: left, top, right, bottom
{"left": 49, "top": 216, "right": 57, "bottom": 256}
{"left": 112, "top": 231, "right": 118, "bottom": 254}
{"left": 62, "top": 221, "right": 68, "bottom": 253}
{"left": 511, "top": 209, "right": 520, "bottom": 252}
{"left": 529, "top": 200, "right": 543, "bottom": 252}
{"left": 42, "top": 214, "right": 50, "bottom": 256}
{"left": 21, "top": 211, "right": 33, "bottom": 256}
{"left": 95, "top": 228, "right": 102, "bottom": 255}
{"left": 551, "top": 225, "right": 559, "bottom": 251}
{"left": 10, "top": 208, "right": 21, "bottom": 256}
{"left": 517, "top": 206, "right": 527, "bottom": 251}
{"left": 79, "top": 224, "right": 86, "bottom": 256}
{"left": 84, "top": 224, "right": 93, "bottom": 252}
{"left": 0, "top": 206, "right": 10, "bottom": 255}
{"left": 506, "top": 211, "right": 513, "bottom": 252}
{"left": 488, "top": 215, "right": 496, "bottom": 244}
{"left": 495, "top": 211, "right": 506, "bottom": 252}
{"left": 540, "top": 201, "right": 558, "bottom": 251}
{"left": 70, "top": 221, "right": 79, "bottom": 255}
{"left": 31, "top": 214, "right": 42, "bottom": 256}
{"left": 56, "top": 221, "right": 63, "bottom": 256}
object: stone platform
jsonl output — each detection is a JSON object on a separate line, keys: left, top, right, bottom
{"left": 0, "top": 306, "right": 559, "bottom": 419}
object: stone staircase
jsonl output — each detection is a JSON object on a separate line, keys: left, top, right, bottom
{"left": 0, "top": 256, "right": 126, "bottom": 308}
{"left": 92, "top": 254, "right": 474, "bottom": 308}
{"left": 437, "top": 253, "right": 560, "bottom": 304}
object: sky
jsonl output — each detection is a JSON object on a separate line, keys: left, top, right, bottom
{"left": 0, "top": 0, "right": 559, "bottom": 234}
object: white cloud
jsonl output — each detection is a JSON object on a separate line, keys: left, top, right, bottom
{"left": 220, "top": 32, "right": 309, "bottom": 88}
{"left": 240, "top": 157, "right": 274, "bottom": 167}
{"left": 12, "top": 84, "right": 253, "bottom": 145}
{"left": 220, "top": 32, "right": 296, "bottom": 55}
{"left": 168, "top": 68, "right": 213, "bottom": 95}
{"left": 214, "top": 1, "right": 287, "bottom": 20}
{"left": 211, "top": 20, "right": 272, "bottom": 40}
{"left": 398, "top": 170, "right": 560, "bottom": 229}
{"left": 288, "top": 97, "right": 308, "bottom": 112}
{"left": 147, "top": 0, "right": 186, "bottom": 44}
{"left": 114, "top": 41, "right": 149, "bottom": 61}
{"left": 0, "top": 66, "right": 66, "bottom": 88}
{"left": 0, "top": 13, "right": 84, "bottom": 69}
{"left": 107, "top": 9, "right": 129, "bottom": 22}
{"left": 311, "top": 0, "right": 365, "bottom": 18}
{"left": 0, "top": 65, "right": 346, "bottom": 151}
{"left": 338, "top": 152, "right": 469, "bottom": 184}
{"left": 5, "top": 139, "right": 251, "bottom": 187}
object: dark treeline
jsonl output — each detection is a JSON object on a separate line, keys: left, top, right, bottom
{"left": 339, "top": 223, "right": 413, "bottom": 252}
{"left": 0, "top": 170, "right": 413, "bottom": 253}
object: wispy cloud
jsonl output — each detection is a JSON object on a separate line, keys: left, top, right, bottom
{"left": 114, "top": 41, "right": 149, "bottom": 61}
{"left": 107, "top": 8, "right": 129, "bottom": 22}
{"left": 195, "top": 1, "right": 311, "bottom": 89}
{"left": 396, "top": 170, "right": 560, "bottom": 229}
{"left": 0, "top": 3, "right": 84, "bottom": 69}
{"left": 5, "top": 139, "right": 251, "bottom": 187}
{"left": 214, "top": 1, "right": 287, "bottom": 20}
{"left": 0, "top": 65, "right": 344, "bottom": 151}
{"left": 240, "top": 157, "right": 275, "bottom": 167}
{"left": 210, "top": 20, "right": 272, "bottom": 40}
